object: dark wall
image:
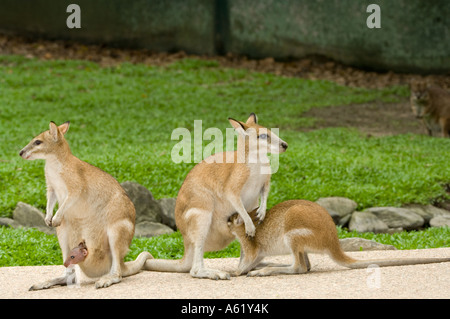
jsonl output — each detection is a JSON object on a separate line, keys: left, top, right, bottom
{"left": 0, "top": 0, "right": 448, "bottom": 73}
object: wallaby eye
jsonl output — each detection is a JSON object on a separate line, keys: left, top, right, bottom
{"left": 70, "top": 256, "right": 75, "bottom": 259}
{"left": 34, "top": 140, "right": 43, "bottom": 146}
{"left": 258, "top": 134, "right": 268, "bottom": 139}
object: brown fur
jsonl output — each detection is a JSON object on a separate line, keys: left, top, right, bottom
{"left": 229, "top": 200, "right": 450, "bottom": 276}
{"left": 410, "top": 81, "right": 450, "bottom": 137}
{"left": 20, "top": 122, "right": 152, "bottom": 290}
{"left": 145, "top": 113, "right": 287, "bottom": 280}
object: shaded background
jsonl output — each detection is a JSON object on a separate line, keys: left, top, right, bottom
{"left": 0, "top": 0, "right": 448, "bottom": 74}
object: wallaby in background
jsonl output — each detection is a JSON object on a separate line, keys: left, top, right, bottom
{"left": 410, "top": 81, "right": 450, "bottom": 138}
{"left": 20, "top": 122, "right": 152, "bottom": 290}
{"left": 145, "top": 113, "right": 288, "bottom": 280}
{"left": 228, "top": 200, "right": 450, "bottom": 277}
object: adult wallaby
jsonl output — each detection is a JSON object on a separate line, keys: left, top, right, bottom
{"left": 145, "top": 113, "right": 287, "bottom": 280}
{"left": 410, "top": 81, "right": 450, "bottom": 138}
{"left": 20, "top": 121, "right": 152, "bottom": 290}
{"left": 228, "top": 200, "right": 450, "bottom": 277}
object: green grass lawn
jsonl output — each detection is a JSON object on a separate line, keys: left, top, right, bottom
{"left": 1, "top": 54, "right": 449, "bottom": 266}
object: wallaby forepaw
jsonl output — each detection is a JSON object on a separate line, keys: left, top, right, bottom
{"left": 50, "top": 216, "right": 61, "bottom": 227}
{"left": 245, "top": 223, "right": 256, "bottom": 237}
{"left": 256, "top": 212, "right": 265, "bottom": 223}
{"left": 44, "top": 216, "right": 53, "bottom": 227}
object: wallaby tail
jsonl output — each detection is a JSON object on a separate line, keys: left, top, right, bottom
{"left": 330, "top": 247, "right": 450, "bottom": 269}
{"left": 122, "top": 251, "right": 154, "bottom": 277}
{"left": 343, "top": 257, "right": 450, "bottom": 269}
{"left": 144, "top": 255, "right": 192, "bottom": 273}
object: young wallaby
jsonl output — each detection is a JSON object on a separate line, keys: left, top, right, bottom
{"left": 228, "top": 200, "right": 450, "bottom": 277}
{"left": 20, "top": 121, "right": 153, "bottom": 290}
{"left": 64, "top": 241, "right": 88, "bottom": 268}
{"left": 410, "top": 81, "right": 450, "bottom": 138}
{"left": 145, "top": 113, "right": 288, "bottom": 280}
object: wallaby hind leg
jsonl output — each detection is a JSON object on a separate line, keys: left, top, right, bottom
{"left": 29, "top": 264, "right": 83, "bottom": 291}
{"left": 234, "top": 253, "right": 264, "bottom": 276}
{"left": 188, "top": 208, "right": 230, "bottom": 280}
{"left": 247, "top": 247, "right": 308, "bottom": 277}
{"left": 29, "top": 274, "right": 69, "bottom": 291}
{"left": 440, "top": 118, "right": 450, "bottom": 138}
{"left": 30, "top": 232, "right": 73, "bottom": 291}
{"left": 95, "top": 220, "right": 132, "bottom": 289}
{"left": 304, "top": 252, "right": 311, "bottom": 271}
{"left": 253, "top": 253, "right": 310, "bottom": 271}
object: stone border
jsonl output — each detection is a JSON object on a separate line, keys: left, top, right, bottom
{"left": 2, "top": 186, "right": 449, "bottom": 241}
{"left": 316, "top": 196, "right": 450, "bottom": 233}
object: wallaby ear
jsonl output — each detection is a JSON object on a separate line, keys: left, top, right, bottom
{"left": 228, "top": 118, "right": 248, "bottom": 136}
{"left": 49, "top": 121, "right": 59, "bottom": 141}
{"left": 246, "top": 113, "right": 258, "bottom": 125}
{"left": 234, "top": 215, "right": 244, "bottom": 226}
{"left": 58, "top": 121, "right": 70, "bottom": 135}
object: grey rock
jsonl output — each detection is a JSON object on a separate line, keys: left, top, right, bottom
{"left": 0, "top": 217, "right": 20, "bottom": 228}
{"left": 316, "top": 197, "right": 357, "bottom": 224}
{"left": 429, "top": 215, "right": 450, "bottom": 228}
{"left": 348, "top": 211, "right": 389, "bottom": 233}
{"left": 134, "top": 221, "right": 174, "bottom": 238}
{"left": 365, "top": 207, "right": 424, "bottom": 230}
{"left": 35, "top": 226, "right": 57, "bottom": 236}
{"left": 337, "top": 213, "right": 352, "bottom": 227}
{"left": 13, "top": 202, "right": 47, "bottom": 228}
{"left": 121, "top": 181, "right": 163, "bottom": 224}
{"left": 11, "top": 202, "right": 55, "bottom": 235}
{"left": 339, "top": 237, "right": 396, "bottom": 252}
{"left": 423, "top": 205, "right": 450, "bottom": 217}
{"left": 157, "top": 198, "right": 177, "bottom": 230}
{"left": 403, "top": 204, "right": 450, "bottom": 223}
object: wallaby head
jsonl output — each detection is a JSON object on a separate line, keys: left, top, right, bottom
{"left": 64, "top": 241, "right": 88, "bottom": 268}
{"left": 227, "top": 209, "right": 258, "bottom": 235}
{"left": 19, "top": 121, "right": 71, "bottom": 160}
{"left": 410, "top": 81, "right": 430, "bottom": 118}
{"left": 228, "top": 113, "right": 288, "bottom": 156}
{"left": 227, "top": 212, "right": 244, "bottom": 233}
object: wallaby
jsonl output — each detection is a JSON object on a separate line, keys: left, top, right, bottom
{"left": 145, "top": 113, "right": 288, "bottom": 280}
{"left": 228, "top": 200, "right": 450, "bottom": 277}
{"left": 410, "top": 81, "right": 450, "bottom": 138}
{"left": 64, "top": 241, "right": 88, "bottom": 268}
{"left": 20, "top": 121, "right": 153, "bottom": 290}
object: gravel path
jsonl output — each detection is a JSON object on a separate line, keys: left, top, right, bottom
{"left": 1, "top": 248, "right": 449, "bottom": 299}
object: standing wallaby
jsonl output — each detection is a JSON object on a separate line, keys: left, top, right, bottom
{"left": 145, "top": 113, "right": 288, "bottom": 280}
{"left": 410, "top": 81, "right": 450, "bottom": 138}
{"left": 20, "top": 122, "right": 152, "bottom": 290}
{"left": 228, "top": 200, "right": 450, "bottom": 276}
